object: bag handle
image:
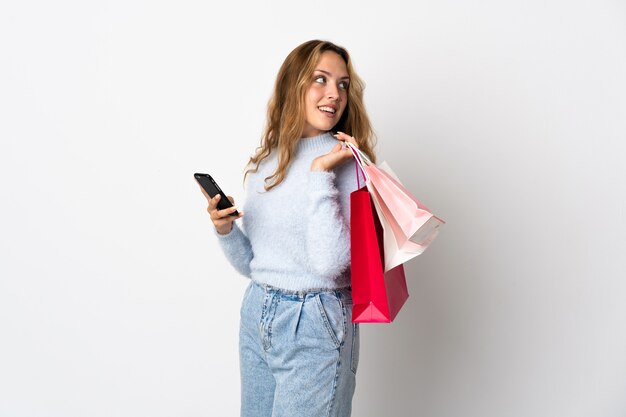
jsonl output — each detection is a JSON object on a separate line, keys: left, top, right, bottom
{"left": 346, "top": 142, "right": 371, "bottom": 187}
{"left": 348, "top": 143, "right": 373, "bottom": 165}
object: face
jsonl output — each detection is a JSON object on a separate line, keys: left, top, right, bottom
{"left": 301, "top": 51, "right": 349, "bottom": 138}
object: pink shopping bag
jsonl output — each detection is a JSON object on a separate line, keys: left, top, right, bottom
{"left": 347, "top": 144, "right": 445, "bottom": 271}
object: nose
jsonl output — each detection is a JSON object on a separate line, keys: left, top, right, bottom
{"left": 326, "top": 83, "right": 341, "bottom": 102}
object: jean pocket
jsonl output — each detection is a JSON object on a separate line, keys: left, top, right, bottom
{"left": 315, "top": 292, "right": 347, "bottom": 349}
{"left": 350, "top": 323, "right": 360, "bottom": 374}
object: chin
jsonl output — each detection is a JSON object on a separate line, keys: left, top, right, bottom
{"left": 318, "top": 122, "right": 337, "bottom": 131}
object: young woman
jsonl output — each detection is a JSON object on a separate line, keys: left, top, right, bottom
{"left": 199, "top": 39, "right": 377, "bottom": 417}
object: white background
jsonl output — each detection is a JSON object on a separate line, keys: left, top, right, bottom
{"left": 1, "top": 1, "right": 625, "bottom": 416}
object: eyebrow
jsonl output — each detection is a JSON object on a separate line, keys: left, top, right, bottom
{"left": 314, "top": 69, "right": 350, "bottom": 80}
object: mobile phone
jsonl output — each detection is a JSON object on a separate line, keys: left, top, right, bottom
{"left": 194, "top": 173, "right": 240, "bottom": 216}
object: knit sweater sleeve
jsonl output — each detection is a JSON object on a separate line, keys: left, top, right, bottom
{"left": 214, "top": 222, "right": 253, "bottom": 278}
{"left": 305, "top": 170, "right": 351, "bottom": 279}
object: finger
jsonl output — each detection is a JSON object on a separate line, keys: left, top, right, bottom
{"left": 213, "top": 210, "right": 244, "bottom": 227}
{"left": 333, "top": 131, "right": 349, "bottom": 141}
{"left": 334, "top": 131, "right": 359, "bottom": 148}
{"left": 334, "top": 148, "right": 358, "bottom": 164}
{"left": 341, "top": 148, "right": 356, "bottom": 162}
{"left": 207, "top": 194, "right": 221, "bottom": 211}
{"left": 227, "top": 196, "right": 235, "bottom": 205}
{"left": 214, "top": 205, "right": 240, "bottom": 219}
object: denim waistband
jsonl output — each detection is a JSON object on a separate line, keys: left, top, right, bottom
{"left": 251, "top": 280, "right": 352, "bottom": 301}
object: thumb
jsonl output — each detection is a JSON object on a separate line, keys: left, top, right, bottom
{"left": 330, "top": 143, "right": 342, "bottom": 153}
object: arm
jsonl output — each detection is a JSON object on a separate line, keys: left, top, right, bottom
{"left": 196, "top": 181, "right": 253, "bottom": 278}
{"left": 214, "top": 222, "right": 253, "bottom": 278}
{"left": 306, "top": 132, "right": 361, "bottom": 279}
{"left": 305, "top": 170, "right": 351, "bottom": 278}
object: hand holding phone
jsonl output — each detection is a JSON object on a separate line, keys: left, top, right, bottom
{"left": 194, "top": 173, "right": 243, "bottom": 235}
{"left": 194, "top": 173, "right": 239, "bottom": 215}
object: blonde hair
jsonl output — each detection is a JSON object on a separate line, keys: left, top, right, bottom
{"left": 244, "top": 39, "right": 377, "bottom": 191}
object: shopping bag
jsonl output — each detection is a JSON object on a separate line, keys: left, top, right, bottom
{"left": 350, "top": 186, "right": 409, "bottom": 323}
{"left": 347, "top": 144, "right": 445, "bottom": 272}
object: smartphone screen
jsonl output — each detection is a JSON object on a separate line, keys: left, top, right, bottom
{"left": 194, "top": 173, "right": 239, "bottom": 216}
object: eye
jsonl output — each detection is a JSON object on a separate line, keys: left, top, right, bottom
{"left": 339, "top": 80, "right": 349, "bottom": 90}
{"left": 314, "top": 75, "right": 326, "bottom": 84}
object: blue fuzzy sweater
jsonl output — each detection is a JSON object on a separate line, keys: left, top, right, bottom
{"left": 214, "top": 132, "right": 365, "bottom": 291}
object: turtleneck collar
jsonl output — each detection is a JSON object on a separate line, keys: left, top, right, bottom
{"left": 296, "top": 131, "right": 338, "bottom": 153}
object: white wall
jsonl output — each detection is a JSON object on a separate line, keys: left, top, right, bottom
{"left": 1, "top": 1, "right": 625, "bottom": 416}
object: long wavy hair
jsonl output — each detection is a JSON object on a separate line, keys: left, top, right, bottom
{"left": 244, "top": 39, "right": 377, "bottom": 191}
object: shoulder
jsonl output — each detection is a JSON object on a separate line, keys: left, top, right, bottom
{"left": 245, "top": 151, "right": 277, "bottom": 182}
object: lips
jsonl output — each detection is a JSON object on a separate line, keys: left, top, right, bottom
{"left": 318, "top": 105, "right": 337, "bottom": 118}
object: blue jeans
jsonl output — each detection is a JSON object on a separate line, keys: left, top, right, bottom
{"left": 239, "top": 280, "right": 360, "bottom": 417}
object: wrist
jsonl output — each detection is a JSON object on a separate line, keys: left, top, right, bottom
{"left": 311, "top": 162, "right": 328, "bottom": 172}
{"left": 216, "top": 224, "right": 233, "bottom": 236}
